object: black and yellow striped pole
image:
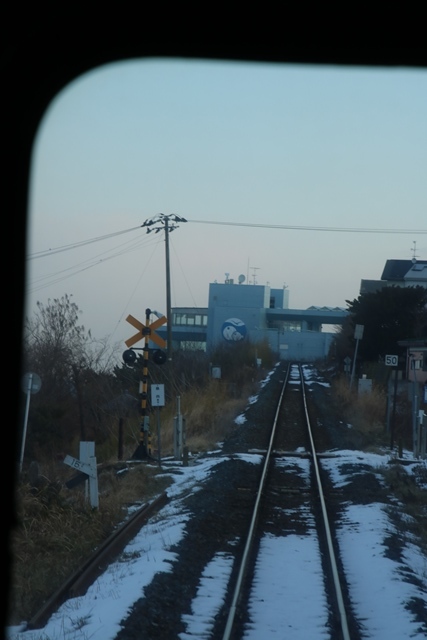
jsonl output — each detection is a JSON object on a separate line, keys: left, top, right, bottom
{"left": 125, "top": 308, "right": 167, "bottom": 460}
{"left": 136, "top": 308, "right": 151, "bottom": 458}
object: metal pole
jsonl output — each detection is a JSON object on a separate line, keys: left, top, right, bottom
{"left": 174, "top": 396, "right": 182, "bottom": 460}
{"left": 390, "top": 370, "right": 398, "bottom": 451}
{"left": 156, "top": 407, "right": 162, "bottom": 467}
{"left": 421, "top": 411, "right": 427, "bottom": 459}
{"left": 165, "top": 217, "right": 172, "bottom": 362}
{"left": 349, "top": 338, "right": 360, "bottom": 390}
{"left": 19, "top": 373, "right": 33, "bottom": 473}
{"left": 412, "top": 357, "right": 419, "bottom": 456}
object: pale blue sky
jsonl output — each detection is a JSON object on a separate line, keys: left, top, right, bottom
{"left": 27, "top": 58, "right": 427, "bottom": 349}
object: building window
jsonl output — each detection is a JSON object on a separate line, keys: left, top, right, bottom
{"left": 179, "top": 341, "right": 206, "bottom": 351}
{"left": 173, "top": 313, "right": 208, "bottom": 327}
{"left": 283, "top": 322, "right": 301, "bottom": 332}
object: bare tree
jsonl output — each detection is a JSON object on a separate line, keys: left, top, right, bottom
{"left": 23, "top": 295, "right": 120, "bottom": 456}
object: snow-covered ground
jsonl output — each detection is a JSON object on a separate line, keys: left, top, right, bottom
{"left": 6, "top": 368, "right": 427, "bottom": 640}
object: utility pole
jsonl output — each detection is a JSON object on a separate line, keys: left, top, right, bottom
{"left": 141, "top": 213, "right": 187, "bottom": 361}
{"left": 164, "top": 216, "right": 172, "bottom": 361}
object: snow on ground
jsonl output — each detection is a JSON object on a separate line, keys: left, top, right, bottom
{"left": 6, "top": 456, "right": 226, "bottom": 640}
{"left": 322, "top": 451, "right": 427, "bottom": 640}
{"left": 244, "top": 533, "right": 330, "bottom": 640}
{"left": 6, "top": 366, "right": 427, "bottom": 640}
{"left": 8, "top": 448, "right": 425, "bottom": 640}
{"left": 179, "top": 552, "right": 234, "bottom": 639}
{"left": 244, "top": 457, "right": 330, "bottom": 639}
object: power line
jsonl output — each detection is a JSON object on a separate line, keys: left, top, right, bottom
{"left": 28, "top": 226, "right": 143, "bottom": 260}
{"left": 26, "top": 216, "right": 427, "bottom": 294}
{"left": 28, "top": 232, "right": 162, "bottom": 293}
{"left": 187, "top": 219, "right": 427, "bottom": 234}
{"left": 27, "top": 218, "right": 427, "bottom": 265}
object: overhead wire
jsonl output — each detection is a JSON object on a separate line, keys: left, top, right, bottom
{"left": 186, "top": 219, "right": 427, "bottom": 234}
{"left": 106, "top": 240, "right": 162, "bottom": 341}
{"left": 28, "top": 231, "right": 161, "bottom": 294}
{"left": 170, "top": 240, "right": 201, "bottom": 309}
{"left": 27, "top": 217, "right": 426, "bottom": 325}
{"left": 28, "top": 225, "right": 143, "bottom": 260}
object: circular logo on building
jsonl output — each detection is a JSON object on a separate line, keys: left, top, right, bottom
{"left": 222, "top": 318, "right": 247, "bottom": 341}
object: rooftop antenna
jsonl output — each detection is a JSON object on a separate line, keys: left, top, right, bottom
{"left": 251, "top": 267, "right": 259, "bottom": 285}
{"left": 411, "top": 241, "right": 418, "bottom": 263}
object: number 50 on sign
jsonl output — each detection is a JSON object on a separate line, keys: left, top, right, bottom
{"left": 385, "top": 355, "right": 398, "bottom": 366}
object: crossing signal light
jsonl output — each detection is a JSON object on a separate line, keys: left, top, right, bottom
{"left": 122, "top": 349, "right": 137, "bottom": 365}
{"left": 152, "top": 349, "right": 167, "bottom": 365}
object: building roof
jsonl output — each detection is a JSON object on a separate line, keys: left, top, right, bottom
{"left": 360, "top": 279, "right": 387, "bottom": 294}
{"left": 306, "top": 305, "right": 346, "bottom": 312}
{"left": 381, "top": 259, "right": 427, "bottom": 282}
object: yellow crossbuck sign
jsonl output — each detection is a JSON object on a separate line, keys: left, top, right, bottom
{"left": 125, "top": 314, "right": 167, "bottom": 349}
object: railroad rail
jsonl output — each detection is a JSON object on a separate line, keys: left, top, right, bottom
{"left": 22, "top": 362, "right": 371, "bottom": 639}
{"left": 220, "top": 363, "right": 353, "bottom": 640}
{"left": 25, "top": 492, "right": 168, "bottom": 631}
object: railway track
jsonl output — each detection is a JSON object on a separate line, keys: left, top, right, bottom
{"left": 25, "top": 492, "right": 169, "bottom": 631}
{"left": 218, "top": 362, "right": 358, "bottom": 640}
{"left": 17, "top": 362, "right": 426, "bottom": 639}
{"left": 23, "top": 364, "right": 359, "bottom": 639}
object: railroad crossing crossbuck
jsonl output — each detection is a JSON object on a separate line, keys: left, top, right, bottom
{"left": 125, "top": 309, "right": 167, "bottom": 459}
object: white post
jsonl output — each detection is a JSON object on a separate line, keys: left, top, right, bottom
{"left": 80, "top": 442, "right": 99, "bottom": 509}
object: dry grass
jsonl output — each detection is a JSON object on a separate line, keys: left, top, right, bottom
{"left": 7, "top": 363, "right": 261, "bottom": 626}
{"left": 10, "top": 361, "right": 422, "bottom": 628}
{"left": 381, "top": 464, "right": 427, "bottom": 555}
{"left": 332, "top": 375, "right": 427, "bottom": 552}
{"left": 332, "top": 375, "right": 388, "bottom": 441}
{"left": 150, "top": 379, "right": 255, "bottom": 456}
{"left": 8, "top": 464, "right": 171, "bottom": 626}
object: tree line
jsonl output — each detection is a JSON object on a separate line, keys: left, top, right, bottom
{"left": 331, "top": 284, "right": 427, "bottom": 368}
{"left": 20, "top": 286, "right": 427, "bottom": 466}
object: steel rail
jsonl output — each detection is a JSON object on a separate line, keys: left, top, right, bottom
{"left": 299, "top": 364, "right": 351, "bottom": 640}
{"left": 26, "top": 492, "right": 169, "bottom": 630}
{"left": 222, "top": 364, "right": 291, "bottom": 640}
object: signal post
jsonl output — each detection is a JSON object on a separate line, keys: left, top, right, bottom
{"left": 124, "top": 308, "right": 167, "bottom": 460}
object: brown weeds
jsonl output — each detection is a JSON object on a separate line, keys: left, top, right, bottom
{"left": 332, "top": 375, "right": 388, "bottom": 441}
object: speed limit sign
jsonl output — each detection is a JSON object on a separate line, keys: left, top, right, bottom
{"left": 385, "top": 355, "right": 398, "bottom": 367}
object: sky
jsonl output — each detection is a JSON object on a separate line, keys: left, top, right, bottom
{"left": 26, "top": 58, "right": 427, "bottom": 353}
{"left": 6, "top": 366, "right": 427, "bottom": 639}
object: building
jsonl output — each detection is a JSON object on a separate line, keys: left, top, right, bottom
{"left": 153, "top": 258, "right": 427, "bottom": 365}
{"left": 359, "top": 258, "right": 427, "bottom": 386}
{"left": 360, "top": 259, "right": 427, "bottom": 294}
{"left": 397, "top": 339, "right": 427, "bottom": 386}
{"left": 157, "top": 277, "right": 347, "bottom": 361}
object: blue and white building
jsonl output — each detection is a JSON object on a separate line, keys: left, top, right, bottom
{"left": 156, "top": 259, "right": 427, "bottom": 361}
{"left": 157, "top": 276, "right": 347, "bottom": 361}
